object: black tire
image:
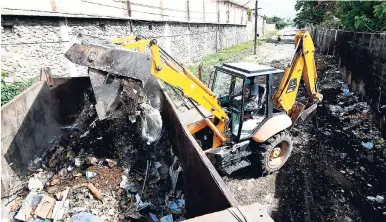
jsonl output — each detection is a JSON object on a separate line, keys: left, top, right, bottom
{"left": 259, "top": 130, "right": 293, "bottom": 174}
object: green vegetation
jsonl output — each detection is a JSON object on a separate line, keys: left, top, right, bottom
{"left": 1, "top": 72, "right": 39, "bottom": 106}
{"left": 187, "top": 40, "right": 263, "bottom": 86}
{"left": 294, "top": 1, "right": 386, "bottom": 32}
{"left": 265, "top": 16, "right": 290, "bottom": 30}
{"left": 186, "top": 30, "right": 278, "bottom": 86}
{"left": 339, "top": 2, "right": 386, "bottom": 32}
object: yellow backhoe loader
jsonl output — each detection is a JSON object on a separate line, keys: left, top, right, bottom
{"left": 65, "top": 30, "right": 322, "bottom": 174}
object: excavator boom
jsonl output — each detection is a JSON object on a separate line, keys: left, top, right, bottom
{"left": 65, "top": 34, "right": 229, "bottom": 145}
{"left": 273, "top": 30, "right": 323, "bottom": 122}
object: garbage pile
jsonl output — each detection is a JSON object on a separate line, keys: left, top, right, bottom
{"left": 7, "top": 92, "right": 186, "bottom": 222}
{"left": 317, "top": 56, "right": 385, "bottom": 151}
{"left": 311, "top": 55, "right": 386, "bottom": 217}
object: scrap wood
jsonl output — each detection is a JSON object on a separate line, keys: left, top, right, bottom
{"left": 141, "top": 160, "right": 150, "bottom": 195}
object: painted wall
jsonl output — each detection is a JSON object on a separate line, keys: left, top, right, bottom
{"left": 2, "top": 0, "right": 248, "bottom": 25}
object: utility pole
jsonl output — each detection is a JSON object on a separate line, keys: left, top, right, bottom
{"left": 253, "top": 0, "right": 258, "bottom": 55}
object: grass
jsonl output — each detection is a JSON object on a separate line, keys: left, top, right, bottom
{"left": 186, "top": 30, "right": 279, "bottom": 86}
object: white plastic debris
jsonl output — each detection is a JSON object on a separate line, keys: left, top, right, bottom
{"left": 120, "top": 175, "right": 128, "bottom": 188}
{"left": 85, "top": 171, "right": 97, "bottom": 179}
{"left": 169, "top": 156, "right": 182, "bottom": 195}
{"left": 28, "top": 178, "right": 44, "bottom": 191}
{"left": 329, "top": 105, "right": 343, "bottom": 114}
{"left": 160, "top": 214, "right": 173, "bottom": 222}
{"left": 361, "top": 142, "right": 374, "bottom": 149}
{"left": 342, "top": 84, "right": 353, "bottom": 97}
{"left": 67, "top": 166, "right": 74, "bottom": 172}
{"left": 80, "top": 130, "right": 90, "bottom": 138}
{"left": 139, "top": 103, "right": 162, "bottom": 144}
{"left": 367, "top": 196, "right": 376, "bottom": 202}
{"left": 153, "top": 161, "right": 162, "bottom": 170}
{"left": 149, "top": 213, "right": 159, "bottom": 222}
{"left": 70, "top": 212, "right": 103, "bottom": 222}
{"left": 74, "top": 158, "right": 82, "bottom": 167}
{"left": 375, "top": 195, "right": 385, "bottom": 203}
{"left": 28, "top": 158, "right": 42, "bottom": 172}
{"left": 135, "top": 194, "right": 152, "bottom": 210}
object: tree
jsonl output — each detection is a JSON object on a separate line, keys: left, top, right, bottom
{"left": 338, "top": 1, "right": 386, "bottom": 32}
{"left": 266, "top": 16, "right": 289, "bottom": 30}
{"left": 294, "top": 1, "right": 338, "bottom": 28}
{"left": 293, "top": 0, "right": 386, "bottom": 32}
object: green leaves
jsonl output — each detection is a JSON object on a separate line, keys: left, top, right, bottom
{"left": 1, "top": 73, "right": 39, "bottom": 106}
{"left": 266, "top": 16, "right": 290, "bottom": 30}
{"left": 294, "top": 1, "right": 386, "bottom": 32}
{"left": 294, "top": 1, "right": 337, "bottom": 28}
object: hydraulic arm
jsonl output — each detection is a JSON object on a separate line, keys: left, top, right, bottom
{"left": 65, "top": 34, "right": 229, "bottom": 146}
{"left": 273, "top": 30, "right": 323, "bottom": 122}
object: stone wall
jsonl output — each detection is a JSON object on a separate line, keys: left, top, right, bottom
{"left": 1, "top": 15, "right": 247, "bottom": 81}
{"left": 311, "top": 28, "right": 386, "bottom": 137}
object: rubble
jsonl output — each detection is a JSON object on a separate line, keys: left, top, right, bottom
{"left": 7, "top": 90, "right": 186, "bottom": 222}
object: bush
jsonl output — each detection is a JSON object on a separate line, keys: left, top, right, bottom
{"left": 1, "top": 72, "right": 39, "bottom": 106}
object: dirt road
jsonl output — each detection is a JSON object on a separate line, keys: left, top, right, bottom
{"left": 223, "top": 41, "right": 386, "bottom": 222}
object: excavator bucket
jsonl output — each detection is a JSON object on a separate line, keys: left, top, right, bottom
{"left": 64, "top": 34, "right": 152, "bottom": 119}
{"left": 299, "top": 103, "right": 318, "bottom": 121}
{"left": 290, "top": 102, "right": 318, "bottom": 125}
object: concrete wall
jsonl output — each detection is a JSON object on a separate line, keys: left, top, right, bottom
{"left": 264, "top": 23, "right": 276, "bottom": 31}
{"left": 246, "top": 14, "right": 265, "bottom": 40}
{"left": 1, "top": 15, "right": 247, "bottom": 81}
{"left": 2, "top": 0, "right": 249, "bottom": 25}
{"left": 311, "top": 28, "right": 386, "bottom": 138}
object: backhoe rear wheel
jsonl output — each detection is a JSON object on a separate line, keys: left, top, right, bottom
{"left": 259, "top": 130, "right": 293, "bottom": 174}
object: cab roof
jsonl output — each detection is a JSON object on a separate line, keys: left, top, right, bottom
{"left": 216, "top": 62, "right": 284, "bottom": 78}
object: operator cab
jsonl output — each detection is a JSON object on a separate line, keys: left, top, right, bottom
{"left": 212, "top": 62, "right": 284, "bottom": 141}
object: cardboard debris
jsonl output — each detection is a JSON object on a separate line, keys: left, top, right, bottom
{"left": 14, "top": 191, "right": 43, "bottom": 221}
{"left": 34, "top": 195, "right": 56, "bottom": 219}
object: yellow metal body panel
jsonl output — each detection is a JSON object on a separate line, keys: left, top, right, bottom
{"left": 113, "top": 36, "right": 229, "bottom": 148}
{"left": 273, "top": 30, "right": 323, "bottom": 114}
{"left": 274, "top": 57, "right": 305, "bottom": 112}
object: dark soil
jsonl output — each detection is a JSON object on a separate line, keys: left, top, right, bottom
{"left": 224, "top": 54, "right": 386, "bottom": 222}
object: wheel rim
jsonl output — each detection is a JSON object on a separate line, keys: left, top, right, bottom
{"left": 268, "top": 141, "right": 289, "bottom": 168}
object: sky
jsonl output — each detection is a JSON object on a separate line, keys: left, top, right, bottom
{"left": 255, "top": 0, "right": 297, "bottom": 20}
